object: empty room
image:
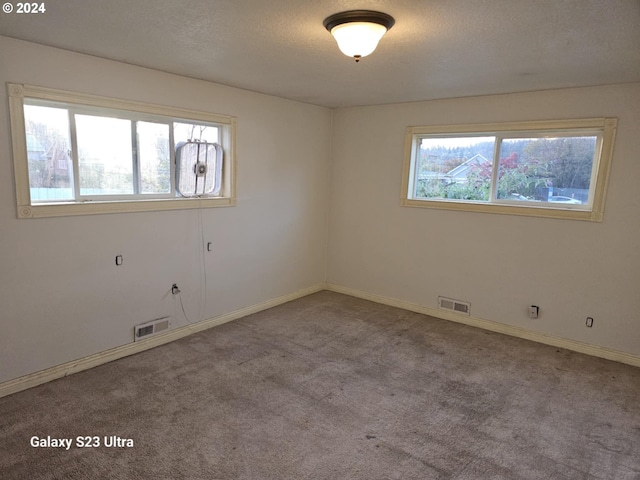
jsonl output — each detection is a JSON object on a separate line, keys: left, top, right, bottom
{"left": 1, "top": 1, "right": 639, "bottom": 478}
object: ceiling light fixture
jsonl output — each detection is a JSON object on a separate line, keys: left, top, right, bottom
{"left": 323, "top": 10, "right": 395, "bottom": 62}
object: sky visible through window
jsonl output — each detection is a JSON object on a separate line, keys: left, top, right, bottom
{"left": 24, "top": 103, "right": 221, "bottom": 200}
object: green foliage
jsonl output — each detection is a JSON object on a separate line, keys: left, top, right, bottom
{"left": 522, "top": 137, "right": 594, "bottom": 189}
{"left": 415, "top": 171, "right": 490, "bottom": 201}
{"left": 415, "top": 136, "right": 596, "bottom": 203}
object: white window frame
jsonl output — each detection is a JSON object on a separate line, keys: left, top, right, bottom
{"left": 8, "top": 83, "right": 237, "bottom": 218}
{"left": 401, "top": 118, "right": 617, "bottom": 222}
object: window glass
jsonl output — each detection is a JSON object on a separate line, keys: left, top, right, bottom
{"left": 414, "top": 136, "right": 495, "bottom": 202}
{"left": 497, "top": 137, "right": 597, "bottom": 205}
{"left": 76, "top": 115, "right": 134, "bottom": 195}
{"left": 137, "top": 121, "right": 171, "bottom": 194}
{"left": 10, "top": 83, "right": 236, "bottom": 218}
{"left": 174, "top": 122, "right": 219, "bottom": 144}
{"left": 401, "top": 118, "right": 616, "bottom": 221}
{"left": 23, "top": 105, "right": 73, "bottom": 202}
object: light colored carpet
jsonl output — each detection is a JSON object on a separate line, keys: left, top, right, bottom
{"left": 1, "top": 291, "right": 639, "bottom": 479}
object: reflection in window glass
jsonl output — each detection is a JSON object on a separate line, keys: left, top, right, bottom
{"left": 414, "top": 137, "right": 495, "bottom": 202}
{"left": 24, "top": 105, "right": 74, "bottom": 202}
{"left": 497, "top": 137, "right": 597, "bottom": 205}
{"left": 137, "top": 122, "right": 170, "bottom": 194}
{"left": 76, "top": 115, "right": 133, "bottom": 195}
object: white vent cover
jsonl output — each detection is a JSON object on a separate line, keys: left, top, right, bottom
{"left": 175, "top": 141, "right": 223, "bottom": 197}
{"left": 134, "top": 317, "right": 170, "bottom": 341}
{"left": 438, "top": 296, "right": 471, "bottom": 315}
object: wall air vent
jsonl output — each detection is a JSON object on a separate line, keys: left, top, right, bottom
{"left": 134, "top": 317, "right": 170, "bottom": 342}
{"left": 175, "top": 141, "right": 223, "bottom": 197}
{"left": 438, "top": 296, "right": 471, "bottom": 316}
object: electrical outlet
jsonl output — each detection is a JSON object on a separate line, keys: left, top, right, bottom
{"left": 586, "top": 317, "right": 594, "bottom": 328}
{"left": 528, "top": 305, "right": 539, "bottom": 319}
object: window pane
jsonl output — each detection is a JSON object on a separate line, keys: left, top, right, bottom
{"left": 174, "top": 122, "right": 219, "bottom": 144}
{"left": 414, "top": 136, "right": 495, "bottom": 202}
{"left": 137, "top": 122, "right": 170, "bottom": 194}
{"left": 76, "top": 115, "right": 133, "bottom": 195}
{"left": 497, "top": 137, "right": 597, "bottom": 205}
{"left": 23, "top": 105, "right": 74, "bottom": 202}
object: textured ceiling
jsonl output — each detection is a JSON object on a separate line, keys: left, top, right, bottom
{"left": 1, "top": 0, "right": 639, "bottom": 108}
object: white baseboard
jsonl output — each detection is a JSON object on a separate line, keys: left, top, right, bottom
{"left": 0, "top": 283, "right": 325, "bottom": 399}
{"left": 326, "top": 283, "right": 640, "bottom": 368}
{"left": 4, "top": 282, "right": 637, "bottom": 399}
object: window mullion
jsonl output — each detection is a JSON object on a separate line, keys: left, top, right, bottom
{"left": 169, "top": 122, "right": 176, "bottom": 197}
{"left": 489, "top": 135, "right": 503, "bottom": 202}
{"left": 132, "top": 121, "right": 140, "bottom": 195}
{"left": 410, "top": 137, "right": 420, "bottom": 199}
{"left": 68, "top": 111, "right": 81, "bottom": 201}
{"left": 586, "top": 134, "right": 604, "bottom": 208}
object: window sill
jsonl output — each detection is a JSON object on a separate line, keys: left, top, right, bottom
{"left": 17, "top": 196, "right": 236, "bottom": 219}
{"left": 401, "top": 198, "right": 603, "bottom": 222}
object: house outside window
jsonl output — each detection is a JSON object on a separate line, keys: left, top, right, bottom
{"left": 401, "top": 118, "right": 617, "bottom": 222}
{"left": 8, "top": 83, "right": 237, "bottom": 218}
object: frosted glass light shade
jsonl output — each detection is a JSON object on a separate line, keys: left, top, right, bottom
{"left": 323, "top": 10, "right": 395, "bottom": 62}
{"left": 330, "top": 22, "right": 388, "bottom": 59}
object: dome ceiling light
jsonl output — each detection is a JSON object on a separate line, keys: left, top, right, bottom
{"left": 323, "top": 10, "right": 395, "bottom": 62}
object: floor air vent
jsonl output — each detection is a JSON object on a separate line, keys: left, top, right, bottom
{"left": 134, "top": 317, "right": 170, "bottom": 341}
{"left": 438, "top": 296, "right": 471, "bottom": 316}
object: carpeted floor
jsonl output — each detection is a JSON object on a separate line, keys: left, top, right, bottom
{"left": 1, "top": 291, "right": 639, "bottom": 479}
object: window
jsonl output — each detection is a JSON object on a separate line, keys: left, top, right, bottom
{"left": 401, "top": 118, "right": 617, "bottom": 221}
{"left": 9, "top": 83, "right": 236, "bottom": 218}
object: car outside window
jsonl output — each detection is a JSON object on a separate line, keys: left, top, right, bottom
{"left": 401, "top": 118, "right": 617, "bottom": 222}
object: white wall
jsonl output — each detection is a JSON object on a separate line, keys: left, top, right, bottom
{"left": 327, "top": 83, "right": 640, "bottom": 356}
{"left": 0, "top": 37, "right": 331, "bottom": 383}
{"left": 2, "top": 35, "right": 638, "bottom": 387}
